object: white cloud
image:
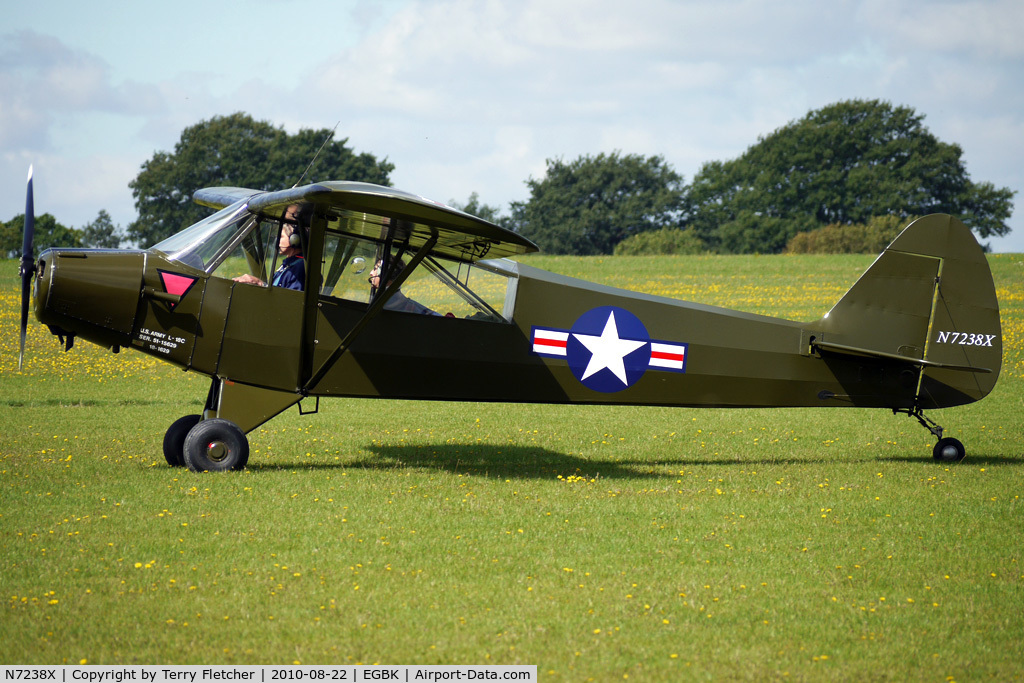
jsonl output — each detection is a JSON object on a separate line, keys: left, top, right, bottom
{"left": 863, "top": 0, "right": 1024, "bottom": 59}
{"left": 1, "top": 0, "right": 1021, "bottom": 250}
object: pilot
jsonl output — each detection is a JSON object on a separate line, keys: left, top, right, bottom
{"left": 234, "top": 204, "right": 311, "bottom": 291}
{"left": 369, "top": 256, "right": 440, "bottom": 316}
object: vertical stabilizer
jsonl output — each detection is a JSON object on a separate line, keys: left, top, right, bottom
{"left": 815, "top": 214, "right": 1000, "bottom": 408}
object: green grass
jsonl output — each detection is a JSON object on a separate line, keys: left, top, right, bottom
{"left": 2, "top": 254, "right": 1022, "bottom": 680}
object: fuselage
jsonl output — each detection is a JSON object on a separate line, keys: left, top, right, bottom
{"left": 33, "top": 246, "right": 945, "bottom": 413}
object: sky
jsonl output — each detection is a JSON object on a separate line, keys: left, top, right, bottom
{"left": 3, "top": 0, "right": 1023, "bottom": 252}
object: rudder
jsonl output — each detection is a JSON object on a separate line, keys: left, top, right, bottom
{"left": 814, "top": 214, "right": 1001, "bottom": 408}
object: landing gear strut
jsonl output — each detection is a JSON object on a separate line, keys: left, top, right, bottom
{"left": 894, "top": 406, "right": 966, "bottom": 463}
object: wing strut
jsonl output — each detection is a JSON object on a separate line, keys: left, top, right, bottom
{"left": 301, "top": 231, "right": 439, "bottom": 394}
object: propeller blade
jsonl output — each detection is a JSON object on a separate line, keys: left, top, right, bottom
{"left": 18, "top": 165, "right": 36, "bottom": 371}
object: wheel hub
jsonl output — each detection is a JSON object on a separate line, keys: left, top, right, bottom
{"left": 938, "top": 444, "right": 959, "bottom": 460}
{"left": 206, "top": 441, "right": 230, "bottom": 463}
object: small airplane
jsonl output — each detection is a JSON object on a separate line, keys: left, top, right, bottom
{"left": 17, "top": 167, "right": 1002, "bottom": 471}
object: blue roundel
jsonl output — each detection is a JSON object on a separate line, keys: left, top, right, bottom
{"left": 566, "top": 306, "right": 651, "bottom": 393}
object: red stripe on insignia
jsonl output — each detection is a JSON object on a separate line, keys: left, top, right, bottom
{"left": 535, "top": 339, "right": 567, "bottom": 350}
{"left": 649, "top": 342, "right": 686, "bottom": 370}
{"left": 532, "top": 328, "right": 569, "bottom": 356}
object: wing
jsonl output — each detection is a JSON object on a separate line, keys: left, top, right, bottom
{"left": 192, "top": 186, "right": 263, "bottom": 210}
{"left": 195, "top": 181, "right": 538, "bottom": 262}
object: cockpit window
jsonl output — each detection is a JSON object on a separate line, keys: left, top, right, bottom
{"left": 320, "top": 226, "right": 516, "bottom": 322}
{"left": 153, "top": 200, "right": 518, "bottom": 315}
{"left": 151, "top": 201, "right": 295, "bottom": 287}
{"left": 150, "top": 200, "right": 255, "bottom": 273}
{"left": 212, "top": 217, "right": 282, "bottom": 283}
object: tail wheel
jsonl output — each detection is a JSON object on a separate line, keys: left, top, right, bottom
{"left": 183, "top": 419, "right": 250, "bottom": 472}
{"left": 933, "top": 437, "right": 966, "bottom": 463}
{"left": 163, "top": 414, "right": 201, "bottom": 467}
{"left": 898, "top": 407, "right": 968, "bottom": 463}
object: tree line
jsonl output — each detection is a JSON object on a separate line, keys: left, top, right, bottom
{"left": 0, "top": 113, "right": 394, "bottom": 258}
{"left": 512, "top": 100, "right": 1013, "bottom": 254}
{"left": 2, "top": 100, "right": 1015, "bottom": 258}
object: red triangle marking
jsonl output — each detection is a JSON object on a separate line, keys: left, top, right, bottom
{"left": 157, "top": 272, "right": 199, "bottom": 309}
{"left": 161, "top": 272, "right": 196, "bottom": 297}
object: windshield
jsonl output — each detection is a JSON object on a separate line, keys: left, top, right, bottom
{"left": 150, "top": 200, "right": 255, "bottom": 272}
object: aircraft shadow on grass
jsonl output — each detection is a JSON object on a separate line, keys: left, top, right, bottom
{"left": 878, "top": 453, "right": 1023, "bottom": 466}
{"left": 251, "top": 443, "right": 660, "bottom": 480}
{"left": 245, "top": 443, "right": 1024, "bottom": 478}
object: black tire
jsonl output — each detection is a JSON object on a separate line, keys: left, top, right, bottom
{"left": 163, "top": 414, "right": 201, "bottom": 467}
{"left": 933, "top": 437, "right": 966, "bottom": 463}
{"left": 183, "top": 419, "right": 250, "bottom": 472}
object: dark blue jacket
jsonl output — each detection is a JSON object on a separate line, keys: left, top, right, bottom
{"left": 272, "top": 255, "right": 305, "bottom": 291}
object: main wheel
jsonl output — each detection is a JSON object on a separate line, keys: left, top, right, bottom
{"left": 183, "top": 419, "right": 250, "bottom": 472}
{"left": 163, "top": 415, "right": 201, "bottom": 467}
{"left": 933, "top": 437, "right": 966, "bottom": 463}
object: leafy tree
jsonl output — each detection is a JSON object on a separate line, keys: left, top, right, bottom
{"left": 510, "top": 152, "right": 685, "bottom": 255}
{"left": 128, "top": 113, "right": 394, "bottom": 246}
{"left": 685, "top": 99, "right": 1015, "bottom": 252}
{"left": 80, "top": 210, "right": 124, "bottom": 249}
{"left": 1, "top": 214, "right": 82, "bottom": 259}
{"left": 716, "top": 211, "right": 817, "bottom": 255}
{"left": 613, "top": 227, "right": 704, "bottom": 255}
{"left": 0, "top": 219, "right": 16, "bottom": 258}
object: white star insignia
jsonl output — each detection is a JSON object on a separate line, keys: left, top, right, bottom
{"left": 572, "top": 311, "right": 647, "bottom": 385}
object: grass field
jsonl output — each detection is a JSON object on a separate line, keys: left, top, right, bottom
{"left": 2, "top": 253, "right": 1022, "bottom": 680}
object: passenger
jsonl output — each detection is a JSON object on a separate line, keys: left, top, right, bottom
{"left": 369, "top": 257, "right": 440, "bottom": 316}
{"left": 234, "top": 204, "right": 311, "bottom": 290}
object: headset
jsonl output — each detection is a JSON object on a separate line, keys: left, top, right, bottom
{"left": 282, "top": 203, "right": 312, "bottom": 250}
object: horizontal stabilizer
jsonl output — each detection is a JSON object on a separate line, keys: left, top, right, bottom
{"left": 811, "top": 340, "right": 992, "bottom": 374}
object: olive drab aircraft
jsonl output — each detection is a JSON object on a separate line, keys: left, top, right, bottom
{"left": 17, "top": 167, "right": 1002, "bottom": 471}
